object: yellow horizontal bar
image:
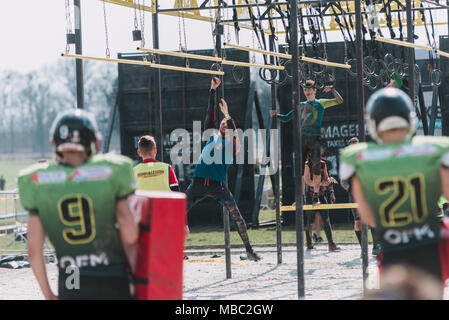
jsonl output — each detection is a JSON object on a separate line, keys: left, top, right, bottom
{"left": 280, "top": 203, "right": 359, "bottom": 211}
{"left": 62, "top": 53, "right": 154, "bottom": 66}
{"left": 183, "top": 258, "right": 245, "bottom": 266}
{"left": 137, "top": 47, "right": 223, "bottom": 62}
{"left": 224, "top": 42, "right": 291, "bottom": 59}
{"left": 102, "top": 0, "right": 155, "bottom": 13}
{"left": 62, "top": 53, "right": 224, "bottom": 75}
{"left": 300, "top": 56, "right": 351, "bottom": 69}
{"left": 148, "top": 62, "right": 224, "bottom": 75}
{"left": 374, "top": 36, "right": 434, "bottom": 51}
{"left": 436, "top": 50, "right": 449, "bottom": 59}
{"left": 221, "top": 59, "right": 284, "bottom": 70}
{"left": 99, "top": 1, "right": 271, "bottom": 34}
{"left": 137, "top": 47, "right": 283, "bottom": 71}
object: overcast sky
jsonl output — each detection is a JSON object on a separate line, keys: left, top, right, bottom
{"left": 0, "top": 0, "right": 231, "bottom": 73}
{"left": 0, "top": 0, "right": 448, "bottom": 73}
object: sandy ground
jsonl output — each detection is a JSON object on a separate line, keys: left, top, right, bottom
{"left": 0, "top": 243, "right": 384, "bottom": 300}
{"left": 183, "top": 244, "right": 378, "bottom": 300}
{"left": 2, "top": 242, "right": 449, "bottom": 300}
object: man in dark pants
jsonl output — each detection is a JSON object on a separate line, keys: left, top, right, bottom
{"left": 0, "top": 175, "right": 5, "bottom": 190}
{"left": 303, "top": 152, "right": 340, "bottom": 251}
{"left": 270, "top": 80, "right": 343, "bottom": 204}
{"left": 185, "top": 77, "right": 261, "bottom": 261}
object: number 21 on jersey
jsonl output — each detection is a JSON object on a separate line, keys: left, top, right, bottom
{"left": 375, "top": 173, "right": 428, "bottom": 227}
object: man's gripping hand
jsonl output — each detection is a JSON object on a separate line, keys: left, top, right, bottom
{"left": 211, "top": 77, "right": 221, "bottom": 90}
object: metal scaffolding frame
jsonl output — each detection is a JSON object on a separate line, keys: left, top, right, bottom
{"left": 82, "top": 0, "right": 449, "bottom": 299}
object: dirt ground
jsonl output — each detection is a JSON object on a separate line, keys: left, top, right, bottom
{"left": 1, "top": 243, "right": 448, "bottom": 300}
{"left": 0, "top": 244, "right": 377, "bottom": 300}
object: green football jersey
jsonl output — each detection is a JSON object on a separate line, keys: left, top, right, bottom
{"left": 340, "top": 136, "right": 449, "bottom": 253}
{"left": 18, "top": 153, "right": 135, "bottom": 274}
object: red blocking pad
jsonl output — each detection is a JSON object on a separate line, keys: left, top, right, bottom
{"left": 131, "top": 190, "right": 187, "bottom": 300}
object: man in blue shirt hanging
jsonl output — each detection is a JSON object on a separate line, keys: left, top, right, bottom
{"left": 185, "top": 77, "right": 261, "bottom": 262}
{"left": 271, "top": 80, "right": 343, "bottom": 205}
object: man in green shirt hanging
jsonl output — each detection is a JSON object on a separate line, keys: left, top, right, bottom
{"left": 339, "top": 87, "right": 449, "bottom": 297}
{"left": 270, "top": 80, "right": 343, "bottom": 204}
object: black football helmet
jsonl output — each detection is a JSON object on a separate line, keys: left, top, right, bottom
{"left": 365, "top": 87, "right": 417, "bottom": 143}
{"left": 50, "top": 109, "right": 101, "bottom": 156}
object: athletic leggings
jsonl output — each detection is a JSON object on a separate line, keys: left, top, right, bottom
{"left": 185, "top": 177, "right": 253, "bottom": 253}
{"left": 305, "top": 194, "right": 334, "bottom": 246}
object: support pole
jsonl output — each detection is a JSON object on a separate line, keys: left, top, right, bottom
{"left": 102, "top": 92, "right": 118, "bottom": 153}
{"left": 355, "top": 0, "right": 369, "bottom": 296}
{"left": 269, "top": 32, "right": 282, "bottom": 265}
{"left": 289, "top": 0, "right": 305, "bottom": 300}
{"left": 74, "top": 0, "right": 84, "bottom": 109}
{"left": 443, "top": 0, "right": 449, "bottom": 136}
{"left": 406, "top": 0, "right": 416, "bottom": 104}
{"left": 152, "top": 0, "right": 164, "bottom": 162}
{"left": 215, "top": 4, "right": 232, "bottom": 280}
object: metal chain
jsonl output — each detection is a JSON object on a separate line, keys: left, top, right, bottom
{"left": 255, "top": 0, "right": 262, "bottom": 50}
{"left": 178, "top": 3, "right": 183, "bottom": 51}
{"left": 182, "top": 5, "right": 188, "bottom": 51}
{"left": 138, "top": 0, "right": 146, "bottom": 48}
{"left": 226, "top": 2, "right": 231, "bottom": 42}
{"left": 208, "top": 3, "right": 217, "bottom": 56}
{"left": 64, "top": 0, "right": 73, "bottom": 53}
{"left": 251, "top": 29, "right": 256, "bottom": 63}
{"left": 317, "top": 0, "right": 328, "bottom": 60}
{"left": 102, "top": 0, "right": 111, "bottom": 58}
{"left": 65, "top": 0, "right": 73, "bottom": 34}
{"left": 134, "top": 0, "right": 139, "bottom": 30}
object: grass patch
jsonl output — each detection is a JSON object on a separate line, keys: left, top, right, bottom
{"left": 0, "top": 159, "right": 45, "bottom": 190}
{"left": 0, "top": 232, "right": 28, "bottom": 254}
{"left": 186, "top": 209, "right": 372, "bottom": 247}
{"left": 186, "top": 224, "right": 372, "bottom": 247}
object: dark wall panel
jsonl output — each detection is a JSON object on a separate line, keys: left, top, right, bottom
{"left": 118, "top": 49, "right": 255, "bottom": 226}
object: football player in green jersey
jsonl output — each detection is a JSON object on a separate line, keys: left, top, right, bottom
{"left": 270, "top": 80, "right": 343, "bottom": 204}
{"left": 339, "top": 88, "right": 449, "bottom": 296}
{"left": 18, "top": 109, "right": 139, "bottom": 300}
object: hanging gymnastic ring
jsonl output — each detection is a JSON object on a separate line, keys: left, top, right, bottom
{"left": 259, "top": 67, "right": 278, "bottom": 84}
{"left": 299, "top": 67, "right": 316, "bottom": 88}
{"left": 315, "top": 72, "right": 327, "bottom": 90}
{"left": 232, "top": 65, "right": 245, "bottom": 84}
{"left": 383, "top": 53, "right": 395, "bottom": 72}
{"left": 366, "top": 74, "right": 379, "bottom": 91}
{"left": 381, "top": 69, "right": 391, "bottom": 87}
{"left": 310, "top": 57, "right": 327, "bottom": 76}
{"left": 347, "top": 58, "right": 358, "bottom": 78}
{"left": 431, "top": 69, "right": 441, "bottom": 87}
{"left": 363, "top": 56, "right": 376, "bottom": 76}
{"left": 325, "top": 67, "right": 336, "bottom": 88}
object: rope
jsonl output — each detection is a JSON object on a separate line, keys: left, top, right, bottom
{"left": 102, "top": 0, "right": 111, "bottom": 58}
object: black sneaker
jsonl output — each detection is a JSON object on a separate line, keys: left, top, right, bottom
{"left": 240, "top": 251, "right": 261, "bottom": 261}
{"left": 316, "top": 236, "right": 323, "bottom": 243}
{"left": 307, "top": 244, "right": 314, "bottom": 250}
{"left": 312, "top": 193, "right": 320, "bottom": 205}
